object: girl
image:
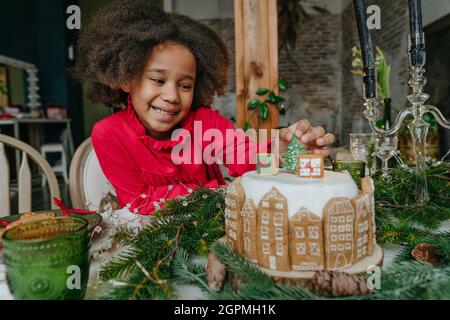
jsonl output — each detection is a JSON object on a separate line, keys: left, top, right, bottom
{"left": 72, "top": 0, "right": 335, "bottom": 215}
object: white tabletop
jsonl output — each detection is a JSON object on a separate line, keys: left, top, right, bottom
{"left": 1, "top": 217, "right": 448, "bottom": 300}
{"left": 0, "top": 245, "right": 399, "bottom": 300}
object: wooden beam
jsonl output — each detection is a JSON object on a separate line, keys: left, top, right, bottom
{"left": 234, "top": 0, "right": 279, "bottom": 135}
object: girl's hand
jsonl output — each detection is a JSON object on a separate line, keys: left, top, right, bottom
{"left": 279, "top": 119, "right": 336, "bottom": 158}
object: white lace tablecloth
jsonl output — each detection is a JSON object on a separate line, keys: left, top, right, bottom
{"left": 1, "top": 212, "right": 449, "bottom": 300}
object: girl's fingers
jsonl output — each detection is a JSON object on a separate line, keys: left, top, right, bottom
{"left": 301, "top": 126, "right": 326, "bottom": 144}
{"left": 316, "top": 133, "right": 336, "bottom": 147}
{"left": 280, "top": 128, "right": 294, "bottom": 142}
{"left": 289, "top": 119, "right": 310, "bottom": 139}
{"left": 311, "top": 147, "right": 330, "bottom": 157}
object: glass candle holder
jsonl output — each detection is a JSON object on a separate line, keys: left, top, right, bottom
{"left": 349, "top": 133, "right": 375, "bottom": 161}
{"left": 2, "top": 217, "right": 90, "bottom": 300}
{"left": 332, "top": 160, "right": 366, "bottom": 188}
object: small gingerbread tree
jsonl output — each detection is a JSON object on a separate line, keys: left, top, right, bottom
{"left": 282, "top": 136, "right": 309, "bottom": 172}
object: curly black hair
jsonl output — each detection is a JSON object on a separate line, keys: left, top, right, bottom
{"left": 71, "top": 0, "right": 230, "bottom": 109}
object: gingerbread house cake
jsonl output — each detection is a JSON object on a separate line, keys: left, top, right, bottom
{"left": 224, "top": 169, "right": 379, "bottom": 272}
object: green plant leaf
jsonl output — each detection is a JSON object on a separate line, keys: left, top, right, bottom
{"left": 256, "top": 88, "right": 269, "bottom": 96}
{"left": 266, "top": 91, "right": 277, "bottom": 104}
{"left": 278, "top": 80, "right": 287, "bottom": 91}
{"left": 243, "top": 121, "right": 251, "bottom": 132}
{"left": 259, "top": 102, "right": 269, "bottom": 120}
{"left": 247, "top": 99, "right": 260, "bottom": 110}
{"left": 275, "top": 95, "right": 286, "bottom": 103}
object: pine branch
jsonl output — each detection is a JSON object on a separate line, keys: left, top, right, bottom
{"left": 374, "top": 163, "right": 450, "bottom": 244}
{"left": 98, "top": 187, "right": 226, "bottom": 300}
{"left": 376, "top": 218, "right": 430, "bottom": 245}
{"left": 171, "top": 249, "right": 210, "bottom": 293}
{"left": 366, "top": 262, "right": 450, "bottom": 300}
{"left": 112, "top": 226, "right": 139, "bottom": 245}
{"left": 98, "top": 249, "right": 141, "bottom": 281}
{"left": 212, "top": 242, "right": 274, "bottom": 288}
{"left": 211, "top": 242, "right": 318, "bottom": 300}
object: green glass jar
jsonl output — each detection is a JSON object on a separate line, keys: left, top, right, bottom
{"left": 2, "top": 217, "right": 90, "bottom": 300}
{"left": 332, "top": 160, "right": 366, "bottom": 187}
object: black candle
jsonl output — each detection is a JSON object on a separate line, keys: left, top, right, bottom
{"left": 408, "top": 0, "right": 423, "bottom": 35}
{"left": 408, "top": 0, "right": 425, "bottom": 66}
{"left": 353, "top": 0, "right": 376, "bottom": 98}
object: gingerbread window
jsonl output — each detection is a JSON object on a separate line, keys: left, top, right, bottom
{"left": 296, "top": 243, "right": 307, "bottom": 255}
{"left": 263, "top": 243, "right": 270, "bottom": 255}
{"left": 244, "top": 238, "right": 250, "bottom": 251}
{"left": 308, "top": 226, "right": 320, "bottom": 239}
{"left": 276, "top": 243, "right": 284, "bottom": 256}
{"left": 261, "top": 211, "right": 269, "bottom": 225}
{"left": 275, "top": 203, "right": 284, "bottom": 210}
{"left": 310, "top": 243, "right": 321, "bottom": 256}
{"left": 261, "top": 226, "right": 269, "bottom": 240}
{"left": 295, "top": 227, "right": 305, "bottom": 239}
{"left": 244, "top": 219, "right": 250, "bottom": 233}
{"left": 275, "top": 227, "right": 283, "bottom": 240}
{"left": 274, "top": 213, "right": 283, "bottom": 226}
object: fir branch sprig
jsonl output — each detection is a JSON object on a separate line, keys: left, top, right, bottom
{"left": 374, "top": 163, "right": 450, "bottom": 244}
{"left": 99, "top": 187, "right": 226, "bottom": 300}
{"left": 112, "top": 226, "right": 140, "bottom": 245}
{"left": 172, "top": 248, "right": 210, "bottom": 293}
{"left": 366, "top": 262, "right": 450, "bottom": 300}
{"left": 210, "top": 243, "right": 450, "bottom": 300}
{"left": 210, "top": 242, "right": 318, "bottom": 300}
{"left": 212, "top": 242, "right": 275, "bottom": 288}
{"left": 375, "top": 219, "right": 430, "bottom": 244}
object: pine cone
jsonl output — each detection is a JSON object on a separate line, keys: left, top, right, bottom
{"left": 411, "top": 243, "right": 441, "bottom": 267}
{"left": 313, "top": 270, "right": 373, "bottom": 297}
{"left": 207, "top": 252, "right": 226, "bottom": 291}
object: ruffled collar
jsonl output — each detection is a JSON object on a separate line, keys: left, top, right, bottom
{"left": 126, "top": 96, "right": 196, "bottom": 151}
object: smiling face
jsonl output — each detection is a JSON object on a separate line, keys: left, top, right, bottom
{"left": 122, "top": 43, "right": 197, "bottom": 139}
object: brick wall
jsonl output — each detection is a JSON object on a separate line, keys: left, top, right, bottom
{"left": 200, "top": 0, "right": 409, "bottom": 146}
{"left": 278, "top": 13, "right": 343, "bottom": 138}
{"left": 200, "top": 19, "right": 237, "bottom": 121}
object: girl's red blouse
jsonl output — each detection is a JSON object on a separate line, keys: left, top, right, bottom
{"left": 91, "top": 103, "right": 271, "bottom": 215}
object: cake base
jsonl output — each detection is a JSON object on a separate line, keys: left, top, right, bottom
{"left": 221, "top": 237, "right": 384, "bottom": 289}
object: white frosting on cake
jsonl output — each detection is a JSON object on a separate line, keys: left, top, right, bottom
{"left": 240, "top": 170, "right": 359, "bottom": 218}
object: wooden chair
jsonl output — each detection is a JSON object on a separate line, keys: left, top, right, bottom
{"left": 0, "top": 133, "right": 60, "bottom": 217}
{"left": 69, "top": 138, "right": 116, "bottom": 210}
